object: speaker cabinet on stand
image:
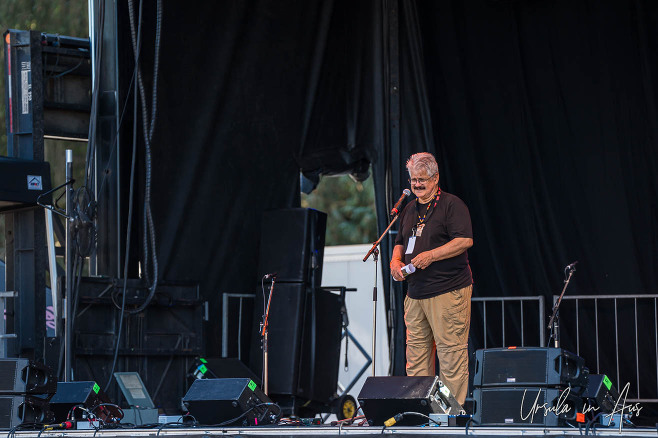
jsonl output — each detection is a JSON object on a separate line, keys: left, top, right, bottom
{"left": 250, "top": 208, "right": 347, "bottom": 417}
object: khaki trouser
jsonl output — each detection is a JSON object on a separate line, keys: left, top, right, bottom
{"left": 404, "top": 284, "right": 472, "bottom": 405}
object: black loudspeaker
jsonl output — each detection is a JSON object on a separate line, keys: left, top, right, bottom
{"left": 258, "top": 208, "right": 327, "bottom": 287}
{"left": 0, "top": 359, "right": 56, "bottom": 396}
{"left": 182, "top": 378, "right": 275, "bottom": 426}
{"left": 473, "top": 348, "right": 588, "bottom": 390}
{"left": 297, "top": 288, "right": 343, "bottom": 402}
{"left": 249, "top": 286, "right": 343, "bottom": 401}
{"left": 49, "top": 381, "right": 119, "bottom": 423}
{"left": 250, "top": 282, "right": 307, "bottom": 395}
{"left": 0, "top": 157, "right": 52, "bottom": 212}
{"left": 358, "top": 376, "right": 462, "bottom": 426}
{"left": 473, "top": 387, "right": 583, "bottom": 426}
{"left": 582, "top": 374, "right": 620, "bottom": 414}
{"left": 0, "top": 396, "right": 54, "bottom": 429}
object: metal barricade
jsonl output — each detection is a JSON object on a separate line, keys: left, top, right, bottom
{"left": 471, "top": 296, "right": 546, "bottom": 348}
{"left": 556, "top": 294, "right": 658, "bottom": 403}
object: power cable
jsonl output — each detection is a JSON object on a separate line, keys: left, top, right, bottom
{"left": 125, "top": 0, "right": 162, "bottom": 315}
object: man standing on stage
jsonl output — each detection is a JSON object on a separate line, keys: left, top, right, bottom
{"left": 390, "top": 152, "right": 473, "bottom": 406}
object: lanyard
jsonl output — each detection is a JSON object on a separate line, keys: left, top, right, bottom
{"left": 416, "top": 187, "right": 441, "bottom": 226}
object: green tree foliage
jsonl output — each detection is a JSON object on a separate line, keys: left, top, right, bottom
{"left": 1, "top": 0, "right": 89, "bottom": 262}
{"left": 302, "top": 174, "right": 378, "bottom": 246}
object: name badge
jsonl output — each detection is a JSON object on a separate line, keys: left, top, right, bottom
{"left": 405, "top": 236, "right": 416, "bottom": 254}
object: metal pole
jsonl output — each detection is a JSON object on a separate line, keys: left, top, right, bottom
{"left": 64, "top": 149, "right": 73, "bottom": 382}
{"left": 372, "top": 250, "right": 378, "bottom": 376}
{"left": 45, "top": 209, "right": 59, "bottom": 337}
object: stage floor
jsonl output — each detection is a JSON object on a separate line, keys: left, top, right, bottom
{"left": 14, "top": 425, "right": 658, "bottom": 438}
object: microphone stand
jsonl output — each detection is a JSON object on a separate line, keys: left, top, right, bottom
{"left": 260, "top": 276, "right": 276, "bottom": 395}
{"left": 547, "top": 263, "right": 577, "bottom": 348}
{"left": 363, "top": 213, "right": 401, "bottom": 376}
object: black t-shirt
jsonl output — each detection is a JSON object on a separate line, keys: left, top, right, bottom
{"left": 394, "top": 190, "right": 473, "bottom": 299}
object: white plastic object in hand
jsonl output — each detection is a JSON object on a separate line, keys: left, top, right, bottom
{"left": 401, "top": 263, "right": 416, "bottom": 277}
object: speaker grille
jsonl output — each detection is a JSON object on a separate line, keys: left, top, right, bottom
{"left": 474, "top": 347, "right": 587, "bottom": 389}
{"left": 0, "top": 397, "right": 14, "bottom": 429}
{"left": 483, "top": 349, "right": 547, "bottom": 385}
{"left": 474, "top": 387, "right": 582, "bottom": 426}
{"left": 480, "top": 388, "right": 548, "bottom": 425}
{"left": 0, "top": 362, "right": 17, "bottom": 391}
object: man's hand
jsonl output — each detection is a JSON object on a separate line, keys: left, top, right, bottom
{"left": 412, "top": 238, "right": 473, "bottom": 269}
{"left": 390, "top": 258, "right": 405, "bottom": 281}
{"left": 411, "top": 251, "right": 434, "bottom": 269}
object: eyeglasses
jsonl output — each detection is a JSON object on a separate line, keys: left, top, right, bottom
{"left": 408, "top": 174, "right": 436, "bottom": 185}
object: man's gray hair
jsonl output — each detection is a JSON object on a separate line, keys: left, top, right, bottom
{"left": 406, "top": 152, "right": 439, "bottom": 178}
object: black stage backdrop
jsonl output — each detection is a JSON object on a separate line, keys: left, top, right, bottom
{"left": 119, "top": 0, "right": 383, "bottom": 358}
{"left": 114, "top": 0, "right": 658, "bottom": 397}
{"left": 374, "top": 0, "right": 658, "bottom": 388}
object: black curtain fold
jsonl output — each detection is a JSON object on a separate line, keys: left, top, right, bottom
{"left": 373, "top": 0, "right": 440, "bottom": 375}
{"left": 122, "top": 0, "right": 384, "bottom": 358}
{"left": 297, "top": 1, "right": 384, "bottom": 185}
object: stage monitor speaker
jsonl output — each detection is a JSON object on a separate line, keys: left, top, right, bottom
{"left": 582, "top": 374, "right": 620, "bottom": 414}
{"left": 473, "top": 347, "right": 588, "bottom": 390}
{"left": 182, "top": 378, "right": 275, "bottom": 426}
{"left": 0, "top": 395, "right": 54, "bottom": 430}
{"left": 0, "top": 359, "right": 56, "bottom": 396}
{"left": 358, "top": 376, "right": 463, "bottom": 426}
{"left": 473, "top": 387, "right": 583, "bottom": 426}
{"left": 49, "top": 381, "right": 119, "bottom": 423}
{"left": 258, "top": 208, "right": 326, "bottom": 287}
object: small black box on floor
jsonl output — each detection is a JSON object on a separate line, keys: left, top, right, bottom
{"left": 473, "top": 387, "right": 583, "bottom": 426}
{"left": 358, "top": 376, "right": 462, "bottom": 426}
{"left": 49, "top": 381, "right": 119, "bottom": 423}
{"left": 0, "top": 359, "right": 56, "bottom": 396}
{"left": 582, "top": 374, "right": 620, "bottom": 414}
{"left": 473, "top": 347, "right": 588, "bottom": 390}
{"left": 0, "top": 395, "right": 54, "bottom": 429}
{"left": 182, "top": 378, "right": 276, "bottom": 426}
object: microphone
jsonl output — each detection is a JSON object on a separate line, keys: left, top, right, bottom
{"left": 264, "top": 272, "right": 277, "bottom": 279}
{"left": 566, "top": 261, "right": 578, "bottom": 270}
{"left": 390, "top": 189, "right": 412, "bottom": 216}
{"left": 45, "top": 421, "right": 74, "bottom": 430}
